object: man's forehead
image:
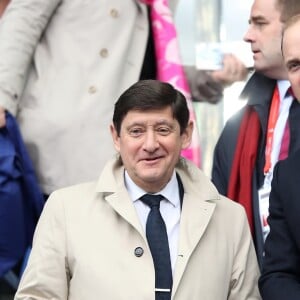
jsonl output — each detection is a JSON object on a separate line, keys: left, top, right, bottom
{"left": 285, "top": 18, "right": 300, "bottom": 36}
{"left": 121, "top": 108, "right": 177, "bottom": 127}
{"left": 283, "top": 23, "right": 300, "bottom": 57}
{"left": 250, "top": 0, "right": 280, "bottom": 20}
{"left": 123, "top": 107, "right": 173, "bottom": 118}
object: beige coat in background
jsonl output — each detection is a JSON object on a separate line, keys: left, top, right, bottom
{"left": 0, "top": 0, "right": 153, "bottom": 194}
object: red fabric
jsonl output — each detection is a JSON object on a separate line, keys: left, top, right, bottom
{"left": 227, "top": 107, "right": 261, "bottom": 235}
{"left": 278, "top": 120, "right": 290, "bottom": 161}
{"left": 279, "top": 87, "right": 294, "bottom": 161}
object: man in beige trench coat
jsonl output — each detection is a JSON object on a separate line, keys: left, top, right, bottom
{"left": 15, "top": 80, "right": 260, "bottom": 300}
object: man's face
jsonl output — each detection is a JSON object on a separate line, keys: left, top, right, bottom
{"left": 282, "top": 21, "right": 300, "bottom": 102}
{"left": 110, "top": 107, "right": 193, "bottom": 193}
{"left": 244, "top": 0, "right": 286, "bottom": 79}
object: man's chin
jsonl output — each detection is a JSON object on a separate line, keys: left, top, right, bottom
{"left": 138, "top": 169, "right": 160, "bottom": 180}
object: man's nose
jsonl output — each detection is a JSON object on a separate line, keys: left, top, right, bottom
{"left": 243, "top": 27, "right": 254, "bottom": 43}
{"left": 143, "top": 130, "right": 159, "bottom": 152}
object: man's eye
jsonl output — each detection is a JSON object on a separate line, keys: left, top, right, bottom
{"left": 254, "top": 21, "right": 267, "bottom": 28}
{"left": 156, "top": 127, "right": 172, "bottom": 136}
{"left": 287, "top": 62, "right": 300, "bottom": 72}
{"left": 128, "top": 128, "right": 144, "bottom": 137}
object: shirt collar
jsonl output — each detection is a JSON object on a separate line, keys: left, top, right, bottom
{"left": 124, "top": 171, "right": 180, "bottom": 208}
{"left": 277, "top": 79, "right": 291, "bottom": 102}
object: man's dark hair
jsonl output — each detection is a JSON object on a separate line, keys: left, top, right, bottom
{"left": 281, "top": 13, "right": 300, "bottom": 56}
{"left": 113, "top": 80, "right": 189, "bottom": 135}
{"left": 277, "top": 0, "right": 300, "bottom": 55}
{"left": 277, "top": 0, "right": 300, "bottom": 22}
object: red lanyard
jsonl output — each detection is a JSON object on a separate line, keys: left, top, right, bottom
{"left": 264, "top": 85, "right": 280, "bottom": 174}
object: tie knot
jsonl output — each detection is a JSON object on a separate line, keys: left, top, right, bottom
{"left": 140, "top": 194, "right": 164, "bottom": 209}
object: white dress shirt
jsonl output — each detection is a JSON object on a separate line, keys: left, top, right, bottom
{"left": 265, "top": 79, "right": 293, "bottom": 186}
{"left": 124, "top": 171, "right": 181, "bottom": 274}
{"left": 259, "top": 80, "right": 293, "bottom": 241}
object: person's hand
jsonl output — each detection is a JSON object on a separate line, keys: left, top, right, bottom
{"left": 211, "top": 54, "right": 248, "bottom": 86}
{"left": 184, "top": 66, "right": 224, "bottom": 104}
{"left": 0, "top": 0, "right": 10, "bottom": 17}
{"left": 0, "top": 106, "right": 6, "bottom": 127}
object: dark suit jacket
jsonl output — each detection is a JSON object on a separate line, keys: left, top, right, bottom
{"left": 259, "top": 148, "right": 300, "bottom": 299}
{"left": 212, "top": 72, "right": 275, "bottom": 269}
{"left": 212, "top": 72, "right": 300, "bottom": 269}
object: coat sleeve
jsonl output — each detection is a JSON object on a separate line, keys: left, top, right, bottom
{"left": 259, "top": 163, "right": 300, "bottom": 299}
{"left": 15, "top": 191, "right": 69, "bottom": 300}
{"left": 227, "top": 205, "right": 261, "bottom": 300}
{"left": 0, "top": 0, "right": 61, "bottom": 115}
{"left": 211, "top": 128, "right": 231, "bottom": 195}
{"left": 211, "top": 107, "right": 245, "bottom": 195}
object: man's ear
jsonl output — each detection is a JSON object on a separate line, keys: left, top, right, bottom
{"left": 110, "top": 123, "right": 120, "bottom": 152}
{"left": 181, "top": 120, "right": 194, "bottom": 149}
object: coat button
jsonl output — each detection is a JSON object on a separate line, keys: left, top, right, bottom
{"left": 134, "top": 247, "right": 144, "bottom": 257}
{"left": 110, "top": 8, "right": 119, "bottom": 18}
{"left": 99, "top": 48, "right": 109, "bottom": 58}
{"left": 88, "top": 86, "right": 97, "bottom": 94}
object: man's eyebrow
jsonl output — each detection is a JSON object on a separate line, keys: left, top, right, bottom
{"left": 249, "top": 15, "right": 267, "bottom": 24}
{"left": 125, "top": 120, "right": 174, "bottom": 128}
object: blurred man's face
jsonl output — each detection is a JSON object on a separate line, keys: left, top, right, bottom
{"left": 244, "top": 0, "right": 286, "bottom": 79}
{"left": 282, "top": 20, "right": 300, "bottom": 102}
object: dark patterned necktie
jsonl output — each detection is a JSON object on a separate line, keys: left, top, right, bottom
{"left": 140, "top": 194, "right": 172, "bottom": 300}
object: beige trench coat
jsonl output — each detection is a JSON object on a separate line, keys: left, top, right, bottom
{"left": 15, "top": 158, "right": 261, "bottom": 300}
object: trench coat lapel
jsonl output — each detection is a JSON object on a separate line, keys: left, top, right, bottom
{"left": 104, "top": 188, "right": 146, "bottom": 239}
{"left": 172, "top": 194, "right": 215, "bottom": 294}
{"left": 96, "top": 158, "right": 146, "bottom": 238}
